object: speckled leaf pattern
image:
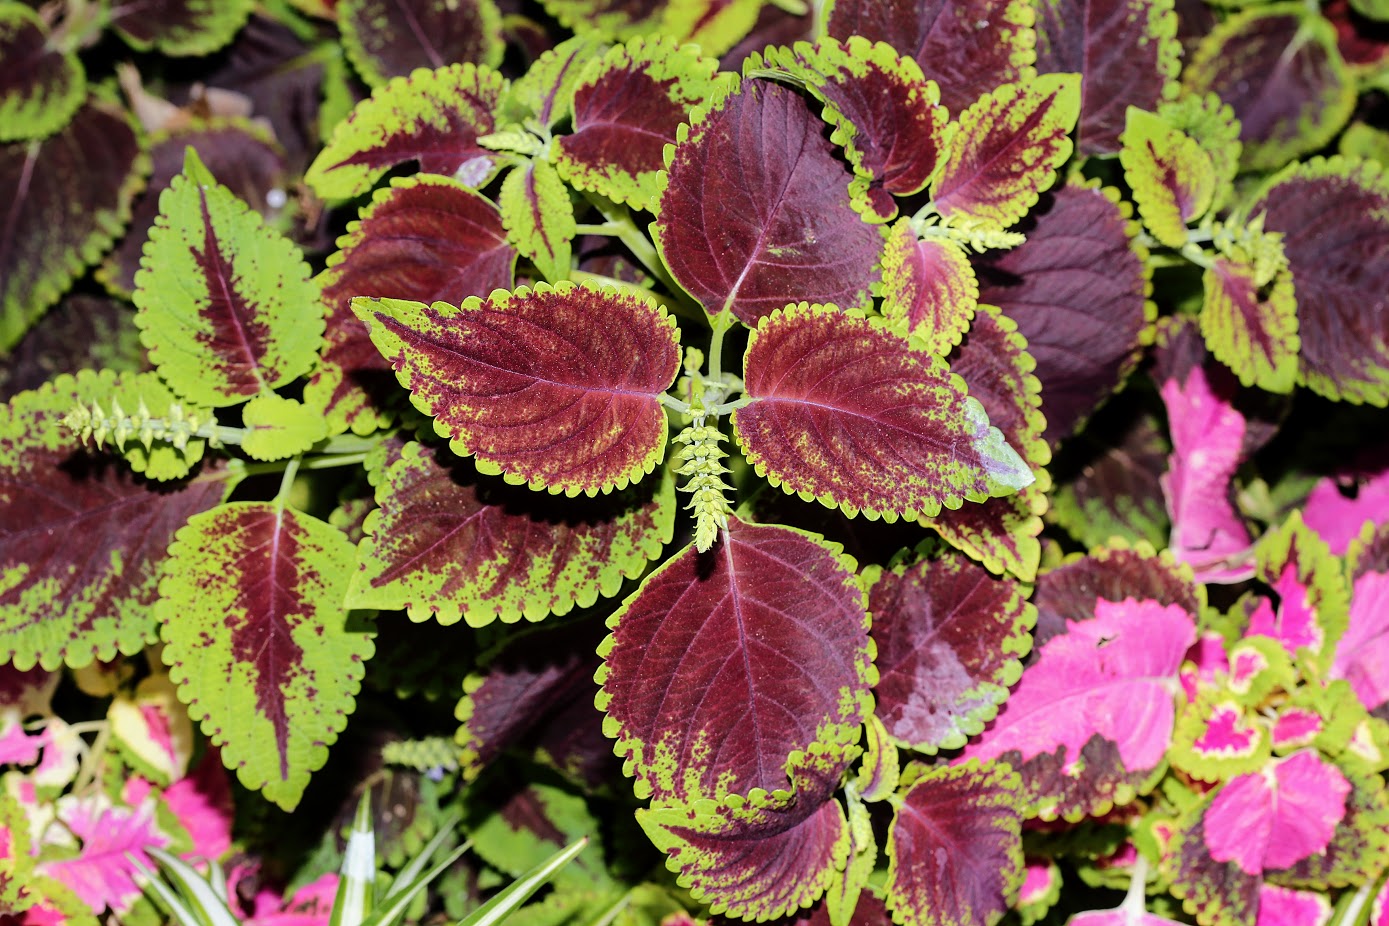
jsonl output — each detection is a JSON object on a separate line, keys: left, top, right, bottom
{"left": 354, "top": 283, "right": 679, "bottom": 495}
{"left": 0, "top": 373, "right": 225, "bottom": 671}
{"left": 976, "top": 183, "right": 1154, "bottom": 443}
{"left": 132, "top": 149, "right": 322, "bottom": 408}
{"left": 555, "top": 37, "right": 728, "bottom": 212}
{"left": 0, "top": 97, "right": 147, "bottom": 350}
{"left": 1200, "top": 258, "right": 1300, "bottom": 395}
{"left": 1119, "top": 107, "right": 1216, "bottom": 248}
{"left": 930, "top": 74, "right": 1081, "bottom": 232}
{"left": 879, "top": 223, "right": 978, "bottom": 351}
{"left": 349, "top": 441, "right": 674, "bottom": 625}
{"left": 1185, "top": 6, "right": 1354, "bottom": 171}
{"left": 0, "top": 5, "right": 84, "bottom": 142}
{"left": 535, "top": 0, "right": 664, "bottom": 43}
{"left": 827, "top": 791, "right": 877, "bottom": 926}
{"left": 1251, "top": 157, "right": 1389, "bottom": 406}
{"left": 866, "top": 551, "right": 1034, "bottom": 752}
{"left": 922, "top": 488, "right": 1048, "bottom": 582}
{"left": 500, "top": 159, "right": 576, "bottom": 284}
{"left": 305, "top": 62, "right": 506, "bottom": 200}
{"left": 825, "top": 0, "right": 1036, "bottom": 114}
{"left": 884, "top": 760, "right": 1024, "bottom": 926}
{"left": 158, "top": 502, "right": 372, "bottom": 811}
{"left": 304, "top": 175, "right": 517, "bottom": 437}
{"left": 752, "top": 37, "right": 947, "bottom": 222}
{"left": 597, "top": 517, "right": 872, "bottom": 803}
{"left": 654, "top": 78, "right": 882, "bottom": 325}
{"left": 110, "top": 0, "right": 253, "bottom": 55}
{"left": 338, "top": 0, "right": 504, "bottom": 88}
{"left": 734, "top": 304, "right": 1033, "bottom": 521}
{"left": 1032, "top": 0, "right": 1180, "bottom": 154}
{"left": 503, "top": 35, "right": 609, "bottom": 129}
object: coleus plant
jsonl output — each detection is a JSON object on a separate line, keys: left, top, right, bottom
{"left": 3, "top": 0, "right": 1389, "bottom": 925}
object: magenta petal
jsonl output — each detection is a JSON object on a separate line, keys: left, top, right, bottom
{"left": 1303, "top": 463, "right": 1389, "bottom": 555}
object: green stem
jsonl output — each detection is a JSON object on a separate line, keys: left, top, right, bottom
{"left": 274, "top": 457, "right": 302, "bottom": 512}
{"left": 659, "top": 393, "right": 693, "bottom": 415}
{"left": 314, "top": 434, "right": 380, "bottom": 455}
{"left": 573, "top": 222, "right": 624, "bottom": 235}
{"left": 71, "top": 722, "right": 112, "bottom": 796}
{"left": 581, "top": 192, "right": 707, "bottom": 325}
{"left": 238, "top": 451, "right": 368, "bottom": 480}
{"left": 707, "top": 312, "right": 735, "bottom": 385}
{"left": 1179, "top": 241, "right": 1215, "bottom": 270}
{"left": 707, "top": 394, "right": 752, "bottom": 416}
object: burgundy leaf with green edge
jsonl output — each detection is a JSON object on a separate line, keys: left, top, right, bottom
{"left": 0, "top": 295, "right": 146, "bottom": 403}
{"left": 885, "top": 760, "right": 1023, "bottom": 926}
{"left": 354, "top": 282, "right": 679, "bottom": 496}
{"left": 0, "top": 373, "right": 226, "bottom": 672}
{"left": 305, "top": 62, "right": 506, "bottom": 201}
{"left": 554, "top": 37, "right": 727, "bottom": 212}
{"left": 1032, "top": 0, "right": 1180, "bottom": 155}
{"left": 930, "top": 73, "right": 1080, "bottom": 232}
{"left": 719, "top": 3, "right": 813, "bottom": 71}
{"left": 975, "top": 183, "right": 1154, "bottom": 443}
{"left": 0, "top": 96, "right": 147, "bottom": 351}
{"left": 1185, "top": 7, "right": 1354, "bottom": 171}
{"left": 110, "top": 0, "right": 252, "bottom": 56}
{"left": 1250, "top": 157, "right": 1389, "bottom": 406}
{"left": 654, "top": 78, "right": 882, "bottom": 325}
{"left": 963, "top": 597, "right": 1196, "bottom": 820}
{"left": 597, "top": 516, "right": 873, "bottom": 803}
{"left": 305, "top": 175, "right": 517, "bottom": 437}
{"left": 921, "top": 489, "right": 1048, "bottom": 583}
{"left": 824, "top": 0, "right": 1035, "bottom": 114}
{"left": 733, "top": 304, "right": 1034, "bottom": 521}
{"left": 1246, "top": 512, "right": 1349, "bottom": 669}
{"left": 1031, "top": 546, "right": 1202, "bottom": 646}
{"left": 879, "top": 224, "right": 978, "bottom": 351}
{"left": 1326, "top": 0, "right": 1389, "bottom": 74}
{"left": 866, "top": 550, "right": 1035, "bottom": 752}
{"left": 749, "top": 37, "right": 947, "bottom": 222}
{"left": 534, "top": 0, "right": 663, "bottom": 44}
{"left": 0, "top": 4, "right": 84, "bottom": 143}
{"left": 348, "top": 440, "right": 675, "bottom": 625}
{"left": 158, "top": 502, "right": 373, "bottom": 811}
{"left": 638, "top": 746, "right": 853, "bottom": 920}
{"left": 338, "top": 0, "right": 504, "bottom": 88}
{"left": 100, "top": 120, "right": 288, "bottom": 297}
{"left": 1330, "top": 525, "right": 1389, "bottom": 713}
{"left": 502, "top": 35, "right": 609, "bottom": 129}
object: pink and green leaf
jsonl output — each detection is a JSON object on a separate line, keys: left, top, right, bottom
{"left": 37, "top": 794, "right": 167, "bottom": 914}
{"left": 878, "top": 224, "right": 978, "bottom": 351}
{"left": 304, "top": 174, "right": 517, "bottom": 437}
{"left": 132, "top": 149, "right": 321, "bottom": 408}
{"left": 108, "top": 674, "right": 194, "bottom": 786}
{"left": 1119, "top": 107, "right": 1216, "bottom": 248}
{"left": 1155, "top": 93, "right": 1242, "bottom": 215}
{"left": 1254, "top": 885, "right": 1331, "bottom": 926}
{"left": 930, "top": 73, "right": 1081, "bottom": 232}
{"left": 1031, "top": 545, "right": 1203, "bottom": 646}
{"left": 1271, "top": 708, "right": 1324, "bottom": 753}
{"left": 158, "top": 503, "right": 372, "bottom": 810}
{"left": 554, "top": 37, "right": 729, "bottom": 212}
{"left": 500, "top": 159, "right": 576, "bottom": 284}
{"left": 884, "top": 760, "right": 1023, "bottom": 926}
{"left": 1199, "top": 257, "right": 1300, "bottom": 395}
{"left": 734, "top": 304, "right": 1034, "bottom": 521}
{"left": 1247, "top": 512, "right": 1350, "bottom": 670}
{"left": 338, "top": 0, "right": 505, "bottom": 88}
{"left": 865, "top": 550, "right": 1034, "bottom": 753}
{"left": 1016, "top": 858, "right": 1062, "bottom": 925}
{"left": 354, "top": 283, "right": 679, "bottom": 495}
{"left": 305, "top": 62, "right": 506, "bottom": 200}
{"left": 597, "top": 517, "right": 872, "bottom": 803}
{"left": 654, "top": 78, "right": 882, "bottom": 325}
{"left": 1331, "top": 523, "right": 1389, "bottom": 712}
{"left": 1302, "top": 450, "right": 1389, "bottom": 555}
{"left": 1171, "top": 695, "right": 1270, "bottom": 781}
{"left": 0, "top": 4, "right": 84, "bottom": 143}
{"left": 349, "top": 440, "right": 674, "bottom": 624}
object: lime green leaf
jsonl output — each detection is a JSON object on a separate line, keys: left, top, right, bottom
{"left": 133, "top": 149, "right": 322, "bottom": 408}
{"left": 0, "top": 3, "right": 85, "bottom": 143}
{"left": 158, "top": 502, "right": 372, "bottom": 810}
{"left": 110, "top": 0, "right": 254, "bottom": 56}
{"left": 62, "top": 370, "right": 211, "bottom": 481}
{"left": 501, "top": 34, "right": 609, "bottom": 128}
{"left": 1156, "top": 93, "right": 1241, "bottom": 217}
{"left": 1119, "top": 107, "right": 1217, "bottom": 249}
{"left": 500, "top": 159, "right": 576, "bottom": 283}
{"left": 240, "top": 394, "right": 329, "bottom": 461}
{"left": 1199, "top": 257, "right": 1299, "bottom": 394}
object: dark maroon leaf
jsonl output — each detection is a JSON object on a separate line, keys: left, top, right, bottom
{"left": 975, "top": 182, "right": 1153, "bottom": 444}
{"left": 1174, "top": 0, "right": 1217, "bottom": 57}
{"left": 1031, "top": 547, "right": 1202, "bottom": 647}
{"left": 719, "top": 3, "right": 814, "bottom": 70}
{"left": 948, "top": 306, "right": 1048, "bottom": 467}
{"left": 339, "top": 0, "right": 505, "bottom": 86}
{"left": 825, "top": 0, "right": 1035, "bottom": 113}
{"left": 655, "top": 79, "right": 881, "bottom": 325}
{"left": 110, "top": 0, "right": 253, "bottom": 56}
{"left": 0, "top": 295, "right": 146, "bottom": 403}
{"left": 0, "top": 4, "right": 84, "bottom": 143}
{"left": 1326, "top": 0, "right": 1389, "bottom": 72}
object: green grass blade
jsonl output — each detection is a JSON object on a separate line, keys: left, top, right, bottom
{"left": 361, "top": 841, "right": 471, "bottom": 926}
{"left": 332, "top": 793, "right": 377, "bottom": 926}
{"left": 143, "top": 848, "right": 242, "bottom": 926}
{"left": 380, "top": 809, "right": 462, "bottom": 903}
{"left": 454, "top": 838, "right": 589, "bottom": 926}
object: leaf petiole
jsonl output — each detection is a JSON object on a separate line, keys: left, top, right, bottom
{"left": 274, "top": 456, "right": 302, "bottom": 511}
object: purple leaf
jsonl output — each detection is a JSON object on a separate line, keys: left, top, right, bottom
{"left": 339, "top": 0, "right": 504, "bottom": 87}
{"left": 110, "top": 0, "right": 252, "bottom": 56}
{"left": 947, "top": 305, "right": 1049, "bottom": 469}
{"left": 1030, "top": 546, "right": 1202, "bottom": 647}
{"left": 0, "top": 4, "right": 84, "bottom": 143}
{"left": 0, "top": 295, "right": 146, "bottom": 403}
{"left": 921, "top": 487, "right": 1046, "bottom": 582}
{"left": 597, "top": 517, "right": 872, "bottom": 802}
{"left": 1330, "top": 524, "right": 1389, "bottom": 712}
{"left": 719, "top": 3, "right": 813, "bottom": 71}
{"left": 975, "top": 183, "right": 1153, "bottom": 443}
{"left": 654, "top": 79, "right": 881, "bottom": 325}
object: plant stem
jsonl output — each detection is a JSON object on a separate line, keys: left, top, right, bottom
{"left": 573, "top": 223, "right": 624, "bottom": 235}
{"left": 659, "top": 393, "right": 693, "bottom": 415}
{"left": 581, "top": 192, "right": 707, "bottom": 325}
{"left": 707, "top": 313, "right": 734, "bottom": 385}
{"left": 274, "top": 457, "right": 302, "bottom": 512}
{"left": 238, "top": 452, "right": 368, "bottom": 480}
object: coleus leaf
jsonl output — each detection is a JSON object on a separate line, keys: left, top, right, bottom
{"left": 865, "top": 549, "right": 1034, "bottom": 752}
{"left": 1119, "top": 107, "right": 1216, "bottom": 249}
{"left": 467, "top": 773, "right": 614, "bottom": 893}
{"left": 554, "top": 36, "right": 729, "bottom": 212}
{"left": 878, "top": 224, "right": 977, "bottom": 351}
{"left": 1016, "top": 858, "right": 1062, "bottom": 925}
{"left": 637, "top": 746, "right": 853, "bottom": 920}
{"left": 37, "top": 794, "right": 167, "bottom": 914}
{"left": 1185, "top": 7, "right": 1354, "bottom": 171}
{"left": 920, "top": 488, "right": 1048, "bottom": 583}
{"left": 884, "top": 760, "right": 1024, "bottom": 926}
{"left": 133, "top": 148, "right": 321, "bottom": 408}
{"left": 975, "top": 182, "right": 1154, "bottom": 443}
{"left": 69, "top": 368, "right": 211, "bottom": 481}
{"left": 1199, "top": 257, "right": 1299, "bottom": 396}
{"left": 108, "top": 674, "right": 193, "bottom": 786}
{"left": 1031, "top": 545, "right": 1203, "bottom": 646}
{"left": 929, "top": 73, "right": 1081, "bottom": 232}
{"left": 338, "top": 0, "right": 505, "bottom": 88}
{"left": 749, "top": 37, "right": 947, "bottom": 223}
{"left": 854, "top": 715, "right": 900, "bottom": 803}
{"left": 597, "top": 516, "right": 873, "bottom": 803}
{"left": 304, "top": 174, "right": 517, "bottom": 437}
{"left": 0, "top": 294, "right": 145, "bottom": 403}
{"left": 239, "top": 395, "right": 328, "bottom": 462}
{"left": 1302, "top": 449, "right": 1389, "bottom": 555}
{"left": 1250, "top": 156, "right": 1389, "bottom": 406}
{"left": 824, "top": 0, "right": 1036, "bottom": 114}
{"left": 1246, "top": 511, "right": 1349, "bottom": 671}
{"left": 305, "top": 62, "right": 506, "bottom": 200}
{"left": 1252, "top": 886, "right": 1331, "bottom": 926}
{"left": 1329, "top": 523, "right": 1389, "bottom": 712}
{"left": 500, "top": 159, "right": 576, "bottom": 284}
{"left": 0, "top": 4, "right": 84, "bottom": 142}
{"left": 110, "top": 0, "right": 253, "bottom": 56}
{"left": 964, "top": 596, "right": 1197, "bottom": 820}
{"left": 658, "top": 0, "right": 765, "bottom": 59}
{"left": 354, "top": 282, "right": 680, "bottom": 495}
{"left": 158, "top": 502, "right": 373, "bottom": 810}
{"left": 654, "top": 78, "right": 882, "bottom": 326}
{"left": 1050, "top": 403, "right": 1170, "bottom": 551}
{"left": 1032, "top": 0, "right": 1180, "bottom": 155}
{"left": 1171, "top": 694, "right": 1271, "bottom": 782}
{"left": 0, "top": 95, "right": 147, "bottom": 350}
{"left": 0, "top": 372, "right": 226, "bottom": 671}
{"left": 502, "top": 35, "right": 609, "bottom": 129}
{"left": 720, "top": 4, "right": 814, "bottom": 71}
{"left": 348, "top": 440, "right": 675, "bottom": 624}
{"left": 1157, "top": 92, "right": 1242, "bottom": 219}
{"left": 0, "top": 788, "right": 34, "bottom": 909}
{"left": 827, "top": 790, "right": 876, "bottom": 926}
{"left": 733, "top": 304, "right": 1033, "bottom": 521}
